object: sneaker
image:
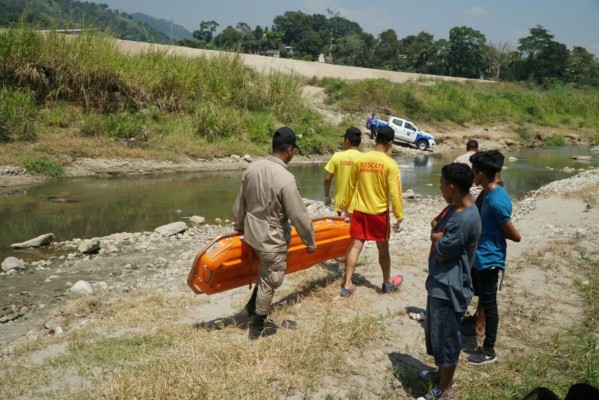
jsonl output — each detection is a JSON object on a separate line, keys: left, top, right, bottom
{"left": 467, "top": 346, "right": 497, "bottom": 365}
{"left": 382, "top": 275, "right": 404, "bottom": 293}
{"left": 416, "top": 386, "right": 455, "bottom": 400}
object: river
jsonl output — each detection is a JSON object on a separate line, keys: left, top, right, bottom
{"left": 1, "top": 146, "right": 596, "bottom": 261}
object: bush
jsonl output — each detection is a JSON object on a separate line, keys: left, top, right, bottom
{"left": 0, "top": 86, "right": 36, "bottom": 142}
{"left": 544, "top": 134, "right": 566, "bottom": 146}
{"left": 21, "top": 156, "right": 64, "bottom": 177}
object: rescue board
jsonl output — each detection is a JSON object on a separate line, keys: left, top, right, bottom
{"left": 187, "top": 217, "right": 351, "bottom": 295}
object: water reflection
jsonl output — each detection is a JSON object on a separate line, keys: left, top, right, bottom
{"left": 0, "top": 146, "right": 596, "bottom": 260}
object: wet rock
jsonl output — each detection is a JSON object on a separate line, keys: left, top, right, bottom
{"left": 2, "top": 256, "right": 26, "bottom": 272}
{"left": 154, "top": 221, "right": 187, "bottom": 237}
{"left": 508, "top": 157, "right": 518, "bottom": 162}
{"left": 11, "top": 233, "right": 55, "bottom": 249}
{"left": 78, "top": 238, "right": 101, "bottom": 254}
{"left": 71, "top": 280, "right": 93, "bottom": 295}
{"left": 242, "top": 154, "right": 252, "bottom": 162}
{"left": 403, "top": 189, "right": 416, "bottom": 199}
{"left": 570, "top": 155, "right": 591, "bottom": 161}
{"left": 190, "top": 215, "right": 206, "bottom": 224}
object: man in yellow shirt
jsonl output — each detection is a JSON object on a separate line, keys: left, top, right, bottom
{"left": 323, "top": 126, "right": 362, "bottom": 273}
{"left": 340, "top": 125, "right": 404, "bottom": 297}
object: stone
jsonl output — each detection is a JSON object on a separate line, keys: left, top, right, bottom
{"left": 242, "top": 154, "right": 252, "bottom": 162}
{"left": 78, "top": 238, "right": 101, "bottom": 254}
{"left": 403, "top": 189, "right": 416, "bottom": 199}
{"left": 71, "top": 280, "right": 93, "bottom": 295}
{"left": 154, "top": 221, "right": 188, "bottom": 237}
{"left": 508, "top": 156, "right": 518, "bottom": 161}
{"left": 230, "top": 154, "right": 241, "bottom": 160}
{"left": 215, "top": 218, "right": 223, "bottom": 224}
{"left": 190, "top": 215, "right": 206, "bottom": 225}
{"left": 1, "top": 257, "right": 26, "bottom": 272}
{"left": 11, "top": 233, "right": 55, "bottom": 249}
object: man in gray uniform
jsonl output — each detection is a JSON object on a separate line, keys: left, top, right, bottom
{"left": 233, "top": 126, "right": 316, "bottom": 340}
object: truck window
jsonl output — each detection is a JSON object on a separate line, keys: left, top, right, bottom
{"left": 392, "top": 119, "right": 402, "bottom": 126}
{"left": 405, "top": 122, "right": 416, "bottom": 131}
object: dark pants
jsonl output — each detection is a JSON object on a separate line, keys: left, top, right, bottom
{"left": 476, "top": 268, "right": 500, "bottom": 350}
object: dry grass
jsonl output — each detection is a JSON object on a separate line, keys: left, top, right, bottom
{"left": 563, "top": 183, "right": 599, "bottom": 206}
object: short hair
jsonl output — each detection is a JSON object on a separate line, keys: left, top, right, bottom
{"left": 347, "top": 136, "right": 361, "bottom": 147}
{"left": 522, "top": 387, "right": 560, "bottom": 400}
{"left": 470, "top": 150, "right": 504, "bottom": 181}
{"left": 272, "top": 142, "right": 293, "bottom": 153}
{"left": 375, "top": 125, "right": 394, "bottom": 144}
{"left": 441, "top": 162, "right": 474, "bottom": 194}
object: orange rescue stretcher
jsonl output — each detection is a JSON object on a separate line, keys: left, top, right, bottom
{"left": 187, "top": 217, "right": 351, "bottom": 295}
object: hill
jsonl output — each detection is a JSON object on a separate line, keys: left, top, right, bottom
{"left": 0, "top": 0, "right": 171, "bottom": 43}
{"left": 130, "top": 12, "right": 192, "bottom": 41}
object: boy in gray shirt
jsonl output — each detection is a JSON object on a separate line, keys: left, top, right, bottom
{"left": 418, "top": 163, "right": 481, "bottom": 400}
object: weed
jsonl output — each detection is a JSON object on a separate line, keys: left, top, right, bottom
{"left": 21, "top": 156, "right": 64, "bottom": 177}
{"left": 0, "top": 86, "right": 37, "bottom": 142}
{"left": 544, "top": 134, "right": 566, "bottom": 146}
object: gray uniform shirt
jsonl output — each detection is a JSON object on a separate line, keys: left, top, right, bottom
{"left": 426, "top": 204, "right": 481, "bottom": 312}
{"left": 232, "top": 156, "right": 315, "bottom": 253}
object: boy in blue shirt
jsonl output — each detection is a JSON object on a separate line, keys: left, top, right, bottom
{"left": 467, "top": 150, "right": 521, "bottom": 365}
{"left": 419, "top": 163, "right": 481, "bottom": 400}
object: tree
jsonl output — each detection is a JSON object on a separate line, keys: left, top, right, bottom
{"left": 447, "top": 26, "right": 487, "bottom": 78}
{"left": 485, "top": 41, "right": 514, "bottom": 81}
{"left": 515, "top": 25, "right": 569, "bottom": 84}
{"left": 332, "top": 32, "right": 369, "bottom": 66}
{"left": 399, "top": 31, "right": 435, "bottom": 72}
{"left": 296, "top": 31, "right": 324, "bottom": 61}
{"left": 375, "top": 29, "right": 400, "bottom": 70}
{"left": 193, "top": 20, "right": 219, "bottom": 43}
{"left": 213, "top": 26, "right": 242, "bottom": 50}
{"left": 566, "top": 46, "right": 599, "bottom": 86}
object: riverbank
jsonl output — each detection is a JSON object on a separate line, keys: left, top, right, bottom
{"left": 1, "top": 167, "right": 598, "bottom": 399}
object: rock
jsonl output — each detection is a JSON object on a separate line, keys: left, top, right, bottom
{"left": 1, "top": 257, "right": 26, "bottom": 272}
{"left": 78, "top": 238, "right": 101, "bottom": 254}
{"left": 242, "top": 154, "right": 252, "bottom": 162}
{"left": 11, "top": 233, "right": 55, "bottom": 249}
{"left": 505, "top": 139, "right": 516, "bottom": 146}
{"left": 403, "top": 189, "right": 416, "bottom": 199}
{"left": 190, "top": 215, "right": 206, "bottom": 224}
{"left": 215, "top": 218, "right": 223, "bottom": 224}
{"left": 71, "top": 280, "right": 93, "bottom": 295}
{"left": 154, "top": 221, "right": 187, "bottom": 237}
{"left": 230, "top": 154, "right": 241, "bottom": 161}
{"left": 562, "top": 167, "right": 575, "bottom": 173}
{"left": 570, "top": 155, "right": 591, "bottom": 161}
{"left": 508, "top": 157, "right": 518, "bottom": 161}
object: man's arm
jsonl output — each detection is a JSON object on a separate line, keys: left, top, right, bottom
{"left": 387, "top": 163, "right": 404, "bottom": 222}
{"left": 281, "top": 182, "right": 316, "bottom": 251}
{"left": 324, "top": 172, "right": 334, "bottom": 206}
{"left": 232, "top": 186, "right": 246, "bottom": 233}
{"left": 501, "top": 220, "right": 521, "bottom": 242}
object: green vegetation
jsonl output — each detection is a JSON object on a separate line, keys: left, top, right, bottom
{"left": 0, "top": 27, "right": 342, "bottom": 174}
{"left": 544, "top": 134, "right": 566, "bottom": 146}
{"left": 21, "top": 156, "right": 64, "bottom": 177}
{"left": 0, "top": 86, "right": 36, "bottom": 142}
{"left": 0, "top": 0, "right": 170, "bottom": 43}
{"left": 320, "top": 78, "right": 599, "bottom": 138}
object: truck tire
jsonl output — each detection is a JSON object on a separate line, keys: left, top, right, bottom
{"left": 417, "top": 140, "right": 429, "bottom": 151}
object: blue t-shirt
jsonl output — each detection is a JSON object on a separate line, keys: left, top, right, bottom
{"left": 476, "top": 185, "right": 513, "bottom": 271}
{"left": 427, "top": 204, "right": 481, "bottom": 312}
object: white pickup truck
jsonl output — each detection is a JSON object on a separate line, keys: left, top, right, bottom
{"left": 375, "top": 116, "right": 436, "bottom": 151}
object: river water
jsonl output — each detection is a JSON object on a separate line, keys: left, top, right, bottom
{"left": 1, "top": 146, "right": 597, "bottom": 261}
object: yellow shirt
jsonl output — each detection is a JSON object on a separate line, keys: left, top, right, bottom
{"left": 324, "top": 149, "right": 361, "bottom": 212}
{"left": 342, "top": 151, "right": 404, "bottom": 220}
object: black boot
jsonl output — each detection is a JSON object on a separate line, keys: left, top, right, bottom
{"left": 244, "top": 287, "right": 258, "bottom": 317}
{"left": 248, "top": 314, "right": 267, "bottom": 340}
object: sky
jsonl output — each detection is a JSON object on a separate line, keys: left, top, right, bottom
{"left": 95, "top": 0, "right": 599, "bottom": 56}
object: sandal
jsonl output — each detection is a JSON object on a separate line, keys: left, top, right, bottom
{"left": 382, "top": 275, "right": 404, "bottom": 293}
{"left": 340, "top": 285, "right": 356, "bottom": 298}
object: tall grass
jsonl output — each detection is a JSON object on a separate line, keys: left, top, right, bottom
{"left": 0, "top": 27, "right": 341, "bottom": 156}
{"left": 321, "top": 78, "right": 599, "bottom": 134}
{"left": 0, "top": 86, "right": 36, "bottom": 142}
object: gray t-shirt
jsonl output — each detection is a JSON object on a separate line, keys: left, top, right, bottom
{"left": 426, "top": 204, "right": 481, "bottom": 312}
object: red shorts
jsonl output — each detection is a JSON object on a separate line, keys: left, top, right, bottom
{"left": 350, "top": 210, "right": 390, "bottom": 241}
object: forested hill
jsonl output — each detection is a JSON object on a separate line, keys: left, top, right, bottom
{"left": 130, "top": 12, "right": 192, "bottom": 40}
{"left": 0, "top": 0, "right": 171, "bottom": 43}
